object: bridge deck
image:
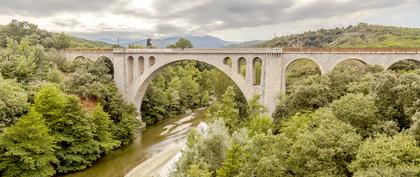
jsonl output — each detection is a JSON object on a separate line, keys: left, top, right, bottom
{"left": 60, "top": 48, "right": 420, "bottom": 54}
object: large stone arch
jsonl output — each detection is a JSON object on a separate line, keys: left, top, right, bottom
{"left": 130, "top": 58, "right": 252, "bottom": 111}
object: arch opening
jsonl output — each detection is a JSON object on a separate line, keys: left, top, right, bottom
{"left": 149, "top": 56, "right": 156, "bottom": 67}
{"left": 388, "top": 59, "right": 420, "bottom": 72}
{"left": 253, "top": 57, "right": 262, "bottom": 86}
{"left": 136, "top": 60, "right": 249, "bottom": 125}
{"left": 333, "top": 59, "right": 368, "bottom": 71}
{"left": 138, "top": 56, "right": 145, "bottom": 75}
{"left": 223, "top": 57, "right": 232, "bottom": 68}
{"left": 96, "top": 56, "right": 114, "bottom": 79}
{"left": 285, "top": 58, "right": 321, "bottom": 93}
{"left": 237, "top": 57, "right": 247, "bottom": 78}
{"left": 128, "top": 56, "right": 134, "bottom": 82}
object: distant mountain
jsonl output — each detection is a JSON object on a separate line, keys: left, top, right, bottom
{"left": 98, "top": 35, "right": 239, "bottom": 48}
{"left": 255, "top": 23, "right": 420, "bottom": 48}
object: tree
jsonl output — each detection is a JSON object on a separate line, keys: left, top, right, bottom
{"left": 0, "top": 76, "right": 29, "bottom": 129}
{"left": 286, "top": 108, "right": 362, "bottom": 177}
{"left": 408, "top": 112, "right": 420, "bottom": 145}
{"left": 91, "top": 105, "right": 119, "bottom": 153}
{"left": 349, "top": 134, "right": 420, "bottom": 176}
{"left": 0, "top": 110, "right": 57, "bottom": 177}
{"left": 331, "top": 93, "right": 378, "bottom": 138}
{"left": 208, "top": 86, "right": 240, "bottom": 131}
{"left": 167, "top": 38, "right": 193, "bottom": 49}
{"left": 34, "top": 84, "right": 101, "bottom": 173}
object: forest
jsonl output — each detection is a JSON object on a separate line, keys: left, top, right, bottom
{"left": 1, "top": 20, "right": 420, "bottom": 177}
{"left": 0, "top": 20, "right": 138, "bottom": 176}
{"left": 170, "top": 59, "right": 420, "bottom": 177}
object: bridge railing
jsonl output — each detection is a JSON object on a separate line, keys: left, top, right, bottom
{"left": 283, "top": 48, "right": 420, "bottom": 53}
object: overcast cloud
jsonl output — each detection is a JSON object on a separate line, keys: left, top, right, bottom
{"left": 0, "top": 0, "right": 419, "bottom": 41}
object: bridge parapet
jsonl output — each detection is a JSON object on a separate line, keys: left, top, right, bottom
{"left": 113, "top": 48, "right": 283, "bottom": 54}
{"left": 283, "top": 48, "right": 420, "bottom": 54}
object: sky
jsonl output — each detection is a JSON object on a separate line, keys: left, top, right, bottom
{"left": 0, "top": 0, "right": 419, "bottom": 42}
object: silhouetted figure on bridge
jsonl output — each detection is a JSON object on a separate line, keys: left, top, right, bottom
{"left": 146, "top": 38, "right": 152, "bottom": 48}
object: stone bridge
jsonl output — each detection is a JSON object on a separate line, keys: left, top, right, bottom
{"left": 59, "top": 48, "right": 420, "bottom": 114}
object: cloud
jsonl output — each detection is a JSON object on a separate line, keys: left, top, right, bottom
{"left": 0, "top": 0, "right": 124, "bottom": 16}
{"left": 0, "top": 0, "right": 419, "bottom": 41}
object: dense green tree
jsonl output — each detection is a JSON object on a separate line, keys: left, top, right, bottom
{"left": 34, "top": 85, "right": 101, "bottom": 173}
{"left": 349, "top": 134, "right": 420, "bottom": 176}
{"left": 286, "top": 59, "right": 321, "bottom": 93}
{"left": 408, "top": 112, "right": 420, "bottom": 145}
{"left": 91, "top": 105, "right": 120, "bottom": 152}
{"left": 208, "top": 86, "right": 240, "bottom": 131}
{"left": 0, "top": 76, "right": 29, "bottom": 129}
{"left": 167, "top": 38, "right": 193, "bottom": 49}
{"left": 216, "top": 143, "right": 248, "bottom": 177}
{"left": 0, "top": 110, "right": 56, "bottom": 177}
{"left": 286, "top": 108, "right": 362, "bottom": 177}
{"left": 331, "top": 93, "right": 378, "bottom": 137}
{"left": 172, "top": 119, "right": 230, "bottom": 176}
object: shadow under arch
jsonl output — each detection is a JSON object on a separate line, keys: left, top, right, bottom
{"left": 388, "top": 59, "right": 420, "bottom": 71}
{"left": 96, "top": 56, "right": 115, "bottom": 79}
{"left": 133, "top": 59, "right": 250, "bottom": 112}
{"left": 332, "top": 58, "right": 368, "bottom": 71}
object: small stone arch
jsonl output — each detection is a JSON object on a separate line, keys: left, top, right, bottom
{"left": 388, "top": 59, "right": 420, "bottom": 71}
{"left": 149, "top": 56, "right": 156, "bottom": 67}
{"left": 285, "top": 58, "right": 321, "bottom": 91}
{"left": 223, "top": 57, "right": 232, "bottom": 68}
{"left": 128, "top": 56, "right": 134, "bottom": 82}
{"left": 138, "top": 56, "right": 145, "bottom": 75}
{"left": 237, "top": 57, "right": 247, "bottom": 77}
{"left": 96, "top": 56, "right": 115, "bottom": 79}
{"left": 253, "top": 57, "right": 262, "bottom": 86}
{"left": 330, "top": 58, "right": 368, "bottom": 72}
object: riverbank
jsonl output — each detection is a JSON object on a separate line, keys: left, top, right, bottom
{"left": 62, "top": 108, "right": 208, "bottom": 177}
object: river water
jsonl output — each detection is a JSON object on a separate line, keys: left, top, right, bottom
{"left": 62, "top": 108, "right": 208, "bottom": 177}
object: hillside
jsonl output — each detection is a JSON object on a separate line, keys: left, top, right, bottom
{"left": 0, "top": 20, "right": 115, "bottom": 49}
{"left": 237, "top": 23, "right": 420, "bottom": 48}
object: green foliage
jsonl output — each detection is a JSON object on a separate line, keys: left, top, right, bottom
{"left": 349, "top": 134, "right": 420, "bottom": 176}
{"left": 0, "top": 20, "right": 113, "bottom": 49}
{"left": 408, "top": 112, "right": 420, "bottom": 145}
{"left": 208, "top": 86, "right": 240, "bottom": 131}
{"left": 372, "top": 72, "right": 420, "bottom": 129}
{"left": 34, "top": 86, "right": 101, "bottom": 173}
{"left": 171, "top": 119, "right": 230, "bottom": 176}
{"left": 286, "top": 108, "right": 362, "bottom": 177}
{"left": 141, "top": 61, "right": 212, "bottom": 125}
{"left": 286, "top": 59, "right": 321, "bottom": 92}
{"left": 0, "top": 110, "right": 56, "bottom": 177}
{"left": 0, "top": 76, "right": 29, "bottom": 129}
{"left": 167, "top": 38, "right": 193, "bottom": 49}
{"left": 331, "top": 93, "right": 379, "bottom": 138}
{"left": 216, "top": 143, "right": 248, "bottom": 177}
{"left": 128, "top": 43, "right": 144, "bottom": 49}
{"left": 247, "top": 115, "right": 273, "bottom": 135}
{"left": 91, "top": 105, "right": 120, "bottom": 152}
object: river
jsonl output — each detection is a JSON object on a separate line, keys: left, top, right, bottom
{"left": 62, "top": 108, "right": 208, "bottom": 177}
